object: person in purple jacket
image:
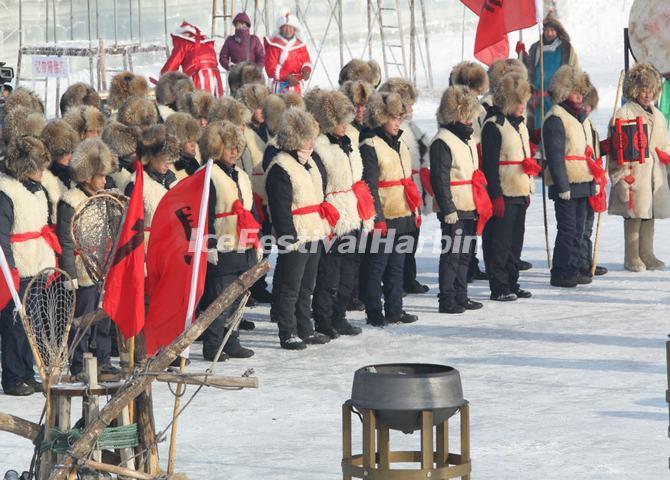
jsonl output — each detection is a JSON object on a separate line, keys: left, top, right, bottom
{"left": 219, "top": 12, "right": 265, "bottom": 71}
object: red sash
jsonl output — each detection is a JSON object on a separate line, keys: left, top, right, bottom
{"left": 450, "top": 169, "right": 492, "bottom": 235}
{"left": 292, "top": 202, "right": 340, "bottom": 228}
{"left": 499, "top": 157, "right": 542, "bottom": 177}
{"left": 351, "top": 180, "right": 376, "bottom": 221}
{"left": 378, "top": 176, "right": 422, "bottom": 227}
{"left": 419, "top": 167, "right": 433, "bottom": 197}
{"left": 215, "top": 199, "right": 261, "bottom": 249}
{"left": 10, "top": 225, "right": 62, "bottom": 255}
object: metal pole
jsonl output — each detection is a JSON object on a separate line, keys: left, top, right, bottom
{"left": 337, "top": 0, "right": 343, "bottom": 69}
{"left": 138, "top": 0, "right": 143, "bottom": 46}
{"left": 376, "top": 0, "right": 389, "bottom": 79}
{"left": 164, "top": 0, "right": 168, "bottom": 48}
{"left": 460, "top": 2, "right": 466, "bottom": 62}
{"left": 367, "top": 0, "right": 372, "bottom": 60}
{"left": 129, "top": 0, "right": 134, "bottom": 42}
{"left": 114, "top": 0, "right": 118, "bottom": 45}
{"left": 53, "top": 0, "right": 57, "bottom": 44}
{"left": 46, "top": 0, "right": 49, "bottom": 42}
{"left": 409, "top": 0, "right": 416, "bottom": 85}
{"left": 70, "top": 0, "right": 74, "bottom": 40}
{"left": 96, "top": 0, "right": 100, "bottom": 40}
{"left": 419, "top": 0, "right": 433, "bottom": 88}
{"left": 540, "top": 30, "right": 551, "bottom": 268}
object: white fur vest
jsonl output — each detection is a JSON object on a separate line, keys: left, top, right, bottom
{"left": 484, "top": 116, "right": 535, "bottom": 197}
{"left": 41, "top": 168, "right": 68, "bottom": 224}
{"left": 60, "top": 188, "right": 96, "bottom": 287}
{"left": 132, "top": 171, "right": 178, "bottom": 236}
{"left": 0, "top": 175, "right": 56, "bottom": 278}
{"left": 211, "top": 163, "right": 255, "bottom": 252}
{"left": 430, "top": 128, "right": 478, "bottom": 213}
{"left": 111, "top": 168, "right": 133, "bottom": 193}
{"left": 314, "top": 134, "right": 373, "bottom": 236}
{"left": 239, "top": 126, "right": 268, "bottom": 203}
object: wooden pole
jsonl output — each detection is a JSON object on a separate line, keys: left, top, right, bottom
{"left": 0, "top": 412, "right": 40, "bottom": 441}
{"left": 539, "top": 30, "right": 551, "bottom": 268}
{"left": 591, "top": 69, "right": 625, "bottom": 276}
{"left": 166, "top": 356, "right": 186, "bottom": 474}
{"left": 128, "top": 335, "right": 135, "bottom": 422}
{"left": 133, "top": 333, "right": 159, "bottom": 474}
{"left": 48, "top": 261, "right": 269, "bottom": 480}
{"left": 79, "top": 460, "right": 154, "bottom": 480}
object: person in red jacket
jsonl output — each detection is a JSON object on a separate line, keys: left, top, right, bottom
{"left": 263, "top": 10, "right": 312, "bottom": 95}
{"left": 161, "top": 21, "right": 224, "bottom": 98}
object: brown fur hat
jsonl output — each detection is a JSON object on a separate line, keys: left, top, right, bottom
{"left": 165, "top": 112, "right": 201, "bottom": 144}
{"left": 40, "top": 119, "right": 80, "bottom": 160}
{"left": 450, "top": 61, "right": 489, "bottom": 94}
{"left": 365, "top": 92, "right": 406, "bottom": 128}
{"left": 378, "top": 77, "right": 418, "bottom": 107}
{"left": 198, "top": 121, "right": 246, "bottom": 161}
{"left": 583, "top": 75, "right": 599, "bottom": 111}
{"left": 436, "top": 86, "right": 481, "bottom": 125}
{"left": 276, "top": 108, "right": 320, "bottom": 152}
{"left": 4, "top": 87, "right": 45, "bottom": 115}
{"left": 623, "top": 63, "right": 663, "bottom": 102}
{"left": 5, "top": 136, "right": 50, "bottom": 180}
{"left": 108, "top": 71, "right": 149, "bottom": 110}
{"left": 262, "top": 94, "right": 287, "bottom": 136}
{"left": 303, "top": 88, "right": 326, "bottom": 117}
{"left": 102, "top": 121, "right": 142, "bottom": 158}
{"left": 155, "top": 71, "right": 195, "bottom": 107}
{"left": 63, "top": 105, "right": 106, "bottom": 137}
{"left": 178, "top": 89, "right": 216, "bottom": 120}
{"left": 59, "top": 83, "right": 102, "bottom": 116}
{"left": 71, "top": 138, "right": 116, "bottom": 182}
{"left": 338, "top": 59, "right": 382, "bottom": 88}
{"left": 207, "top": 97, "right": 252, "bottom": 127}
{"left": 280, "top": 91, "right": 305, "bottom": 110}
{"left": 2, "top": 106, "right": 46, "bottom": 144}
{"left": 138, "top": 124, "right": 179, "bottom": 165}
{"left": 311, "top": 90, "right": 355, "bottom": 134}
{"left": 118, "top": 96, "right": 158, "bottom": 130}
{"left": 235, "top": 83, "right": 270, "bottom": 112}
{"left": 340, "top": 80, "right": 374, "bottom": 107}
{"left": 487, "top": 58, "right": 527, "bottom": 92}
{"left": 227, "top": 62, "right": 265, "bottom": 96}
{"left": 549, "top": 65, "right": 590, "bottom": 104}
{"left": 493, "top": 73, "right": 531, "bottom": 115}
{"left": 543, "top": 11, "right": 570, "bottom": 43}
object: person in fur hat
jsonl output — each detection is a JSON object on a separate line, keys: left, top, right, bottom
{"left": 207, "top": 97, "right": 251, "bottom": 128}
{"left": 263, "top": 9, "right": 312, "bottom": 95}
{"left": 178, "top": 89, "right": 215, "bottom": 127}
{"left": 40, "top": 119, "right": 80, "bottom": 222}
{"left": 63, "top": 105, "right": 106, "bottom": 140}
{"left": 449, "top": 61, "right": 491, "bottom": 283}
{"left": 377, "top": 78, "right": 430, "bottom": 295}
{"left": 608, "top": 63, "right": 670, "bottom": 272}
{"left": 2, "top": 106, "right": 46, "bottom": 145}
{"left": 161, "top": 21, "right": 224, "bottom": 97}
{"left": 59, "top": 82, "right": 101, "bottom": 116}
{"left": 359, "top": 92, "right": 420, "bottom": 326}
{"left": 307, "top": 89, "right": 374, "bottom": 338}
{"left": 340, "top": 80, "right": 374, "bottom": 146}
{"left": 338, "top": 59, "right": 382, "bottom": 89}
{"left": 265, "top": 107, "right": 333, "bottom": 349}
{"left": 579, "top": 78, "right": 608, "bottom": 279}
{"left": 165, "top": 112, "right": 202, "bottom": 179}
{"left": 198, "top": 120, "right": 258, "bottom": 359}
{"left": 3, "top": 87, "right": 45, "bottom": 116}
{"left": 219, "top": 12, "right": 265, "bottom": 71}
{"left": 518, "top": 11, "right": 579, "bottom": 129}
{"left": 108, "top": 71, "right": 149, "bottom": 113}
{"left": 430, "top": 86, "right": 489, "bottom": 314}
{"left": 235, "top": 83, "right": 273, "bottom": 303}
{"left": 56, "top": 138, "right": 118, "bottom": 375}
{"left": 227, "top": 62, "right": 265, "bottom": 97}
{"left": 155, "top": 71, "right": 195, "bottom": 122}
{"left": 542, "top": 65, "right": 596, "bottom": 287}
{"left": 481, "top": 73, "right": 537, "bottom": 301}
{"left": 102, "top": 121, "right": 142, "bottom": 191}
{"left": 124, "top": 125, "right": 180, "bottom": 241}
{"left": 0, "top": 136, "right": 57, "bottom": 395}
{"left": 118, "top": 96, "right": 158, "bottom": 132}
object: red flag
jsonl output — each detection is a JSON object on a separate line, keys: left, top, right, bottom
{"left": 0, "top": 267, "right": 20, "bottom": 310}
{"left": 144, "top": 167, "right": 209, "bottom": 357}
{"left": 461, "top": 0, "right": 538, "bottom": 66}
{"left": 103, "top": 161, "right": 146, "bottom": 339}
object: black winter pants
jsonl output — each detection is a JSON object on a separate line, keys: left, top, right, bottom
{"left": 552, "top": 196, "right": 588, "bottom": 279}
{"left": 272, "top": 243, "right": 322, "bottom": 341}
{"left": 70, "top": 285, "right": 112, "bottom": 375}
{"left": 200, "top": 271, "right": 245, "bottom": 358}
{"left": 360, "top": 235, "right": 406, "bottom": 319}
{"left": 1, "top": 280, "right": 34, "bottom": 390}
{"left": 250, "top": 213, "right": 272, "bottom": 297}
{"left": 579, "top": 203, "right": 595, "bottom": 274}
{"left": 312, "top": 251, "right": 358, "bottom": 329}
{"left": 482, "top": 199, "right": 526, "bottom": 295}
{"left": 439, "top": 219, "right": 476, "bottom": 306}
{"left": 403, "top": 228, "right": 420, "bottom": 289}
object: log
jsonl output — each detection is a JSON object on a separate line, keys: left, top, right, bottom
{"left": 79, "top": 460, "right": 155, "bottom": 480}
{"left": 154, "top": 373, "right": 259, "bottom": 389}
{"left": 48, "top": 261, "right": 269, "bottom": 480}
{"left": 134, "top": 332, "right": 160, "bottom": 474}
{"left": 0, "top": 411, "right": 40, "bottom": 441}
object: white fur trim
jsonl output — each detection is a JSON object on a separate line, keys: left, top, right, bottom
{"left": 157, "top": 104, "right": 176, "bottom": 121}
{"left": 41, "top": 168, "right": 68, "bottom": 224}
{"left": 484, "top": 116, "right": 535, "bottom": 197}
{"left": 239, "top": 127, "right": 268, "bottom": 202}
{"left": 431, "top": 129, "right": 479, "bottom": 213}
{"left": 60, "top": 187, "right": 96, "bottom": 287}
{"left": 210, "top": 164, "right": 255, "bottom": 253}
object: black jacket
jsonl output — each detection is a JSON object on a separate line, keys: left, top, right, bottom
{"left": 265, "top": 150, "right": 328, "bottom": 246}
{"left": 429, "top": 123, "right": 476, "bottom": 219}
{"left": 205, "top": 161, "right": 258, "bottom": 276}
{"left": 360, "top": 128, "right": 418, "bottom": 235}
{"left": 56, "top": 184, "right": 92, "bottom": 281}
{"left": 174, "top": 153, "right": 200, "bottom": 176}
{"left": 49, "top": 162, "right": 74, "bottom": 189}
{"left": 543, "top": 101, "right": 594, "bottom": 200}
{"left": 481, "top": 109, "right": 528, "bottom": 205}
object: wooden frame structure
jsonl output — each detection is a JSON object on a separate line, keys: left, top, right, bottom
{"left": 342, "top": 404, "right": 471, "bottom": 480}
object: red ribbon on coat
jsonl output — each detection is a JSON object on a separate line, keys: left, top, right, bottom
{"left": 419, "top": 167, "right": 434, "bottom": 197}
{"left": 10, "top": 225, "right": 62, "bottom": 255}
{"left": 499, "top": 158, "right": 542, "bottom": 177}
{"left": 378, "top": 176, "right": 422, "bottom": 227}
{"left": 292, "top": 202, "right": 341, "bottom": 228}
{"left": 252, "top": 192, "right": 266, "bottom": 224}
{"left": 450, "top": 170, "right": 492, "bottom": 236}
{"left": 215, "top": 199, "right": 261, "bottom": 249}
{"left": 351, "top": 180, "right": 376, "bottom": 221}
{"left": 656, "top": 147, "right": 670, "bottom": 165}
{"left": 583, "top": 146, "right": 608, "bottom": 213}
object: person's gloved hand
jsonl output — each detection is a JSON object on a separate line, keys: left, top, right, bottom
{"left": 558, "top": 191, "right": 571, "bottom": 201}
{"left": 64, "top": 278, "right": 78, "bottom": 291}
{"left": 492, "top": 197, "right": 505, "bottom": 218}
{"left": 286, "top": 74, "right": 299, "bottom": 86}
{"left": 207, "top": 247, "right": 219, "bottom": 265}
{"left": 515, "top": 41, "right": 526, "bottom": 55}
{"left": 443, "top": 211, "right": 459, "bottom": 224}
{"left": 301, "top": 66, "right": 311, "bottom": 81}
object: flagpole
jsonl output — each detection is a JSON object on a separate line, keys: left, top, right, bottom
{"left": 167, "top": 159, "right": 213, "bottom": 475}
{"left": 537, "top": 8, "right": 551, "bottom": 269}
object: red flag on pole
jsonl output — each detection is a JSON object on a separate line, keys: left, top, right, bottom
{"left": 461, "top": 0, "right": 538, "bottom": 65}
{"left": 144, "top": 163, "right": 211, "bottom": 357}
{"left": 103, "top": 161, "right": 146, "bottom": 339}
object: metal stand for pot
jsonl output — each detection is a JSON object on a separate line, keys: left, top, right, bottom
{"left": 342, "top": 403, "right": 471, "bottom": 480}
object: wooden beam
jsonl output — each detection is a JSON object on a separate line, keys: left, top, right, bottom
{"left": 154, "top": 373, "right": 259, "bottom": 389}
{"left": 0, "top": 412, "right": 40, "bottom": 441}
{"left": 79, "top": 460, "right": 154, "bottom": 480}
